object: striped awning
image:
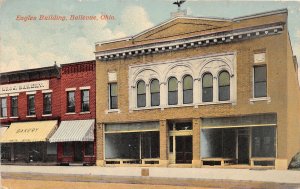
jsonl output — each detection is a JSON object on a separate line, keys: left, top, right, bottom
{"left": 0, "top": 120, "right": 58, "bottom": 143}
{"left": 49, "top": 119, "right": 94, "bottom": 143}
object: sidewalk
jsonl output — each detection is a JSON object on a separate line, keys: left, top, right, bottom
{"left": 1, "top": 165, "right": 300, "bottom": 184}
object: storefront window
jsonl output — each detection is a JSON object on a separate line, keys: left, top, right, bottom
{"left": 27, "top": 95, "right": 35, "bottom": 115}
{"left": 252, "top": 126, "right": 275, "bottom": 157}
{"left": 63, "top": 142, "right": 73, "bottom": 156}
{"left": 11, "top": 96, "right": 18, "bottom": 117}
{"left": 84, "top": 142, "right": 94, "bottom": 156}
{"left": 43, "top": 93, "right": 52, "bottom": 114}
{"left": 142, "top": 132, "right": 159, "bottom": 158}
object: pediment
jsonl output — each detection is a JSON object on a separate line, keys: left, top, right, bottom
{"left": 133, "top": 17, "right": 232, "bottom": 43}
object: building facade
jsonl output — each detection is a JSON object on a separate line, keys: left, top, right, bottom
{"left": 94, "top": 9, "right": 300, "bottom": 169}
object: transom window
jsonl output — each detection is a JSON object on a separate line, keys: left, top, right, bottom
{"left": 218, "top": 71, "right": 230, "bottom": 101}
{"left": 202, "top": 73, "right": 213, "bottom": 102}
{"left": 150, "top": 79, "right": 160, "bottom": 106}
{"left": 81, "top": 90, "right": 90, "bottom": 112}
{"left": 183, "top": 75, "right": 193, "bottom": 104}
{"left": 168, "top": 77, "right": 178, "bottom": 105}
{"left": 67, "top": 91, "right": 75, "bottom": 113}
{"left": 137, "top": 80, "right": 146, "bottom": 108}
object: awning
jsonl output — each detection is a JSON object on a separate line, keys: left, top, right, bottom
{"left": 0, "top": 127, "right": 8, "bottom": 137}
{"left": 49, "top": 119, "right": 94, "bottom": 143}
{"left": 0, "top": 120, "right": 57, "bottom": 143}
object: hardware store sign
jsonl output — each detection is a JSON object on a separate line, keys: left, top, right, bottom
{"left": 0, "top": 80, "right": 49, "bottom": 94}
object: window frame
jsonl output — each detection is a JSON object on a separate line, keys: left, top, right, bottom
{"left": 202, "top": 73, "right": 213, "bottom": 102}
{"left": 150, "top": 79, "right": 160, "bottom": 107}
{"left": 218, "top": 71, "right": 230, "bottom": 101}
{"left": 27, "top": 94, "right": 35, "bottom": 116}
{"left": 253, "top": 65, "right": 267, "bottom": 98}
{"left": 109, "top": 83, "right": 118, "bottom": 110}
{"left": 183, "top": 75, "right": 193, "bottom": 104}
{"left": 43, "top": 93, "right": 52, "bottom": 115}
{"left": 137, "top": 80, "right": 146, "bottom": 108}
{"left": 0, "top": 97, "right": 7, "bottom": 118}
{"left": 11, "top": 96, "right": 18, "bottom": 117}
{"left": 168, "top": 77, "right": 178, "bottom": 105}
{"left": 80, "top": 89, "right": 90, "bottom": 112}
{"left": 66, "top": 91, "right": 76, "bottom": 113}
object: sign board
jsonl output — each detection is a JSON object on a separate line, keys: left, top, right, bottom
{"left": 0, "top": 80, "right": 49, "bottom": 95}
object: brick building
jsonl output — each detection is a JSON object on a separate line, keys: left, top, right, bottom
{"left": 94, "top": 9, "right": 300, "bottom": 169}
{"left": 0, "top": 65, "right": 61, "bottom": 163}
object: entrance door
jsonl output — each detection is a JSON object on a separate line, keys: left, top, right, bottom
{"left": 237, "top": 129, "right": 249, "bottom": 164}
{"left": 175, "top": 136, "right": 192, "bottom": 164}
{"left": 74, "top": 142, "right": 83, "bottom": 162}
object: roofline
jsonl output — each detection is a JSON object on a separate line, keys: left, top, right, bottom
{"left": 0, "top": 64, "right": 59, "bottom": 75}
{"left": 60, "top": 60, "right": 95, "bottom": 67}
{"left": 95, "top": 8, "right": 288, "bottom": 46}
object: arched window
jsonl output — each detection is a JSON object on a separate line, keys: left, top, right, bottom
{"left": 168, "top": 77, "right": 178, "bottom": 105}
{"left": 137, "top": 80, "right": 146, "bottom": 107}
{"left": 202, "top": 73, "right": 213, "bottom": 102}
{"left": 150, "top": 79, "right": 160, "bottom": 106}
{"left": 183, "top": 75, "right": 193, "bottom": 104}
{"left": 218, "top": 71, "right": 230, "bottom": 101}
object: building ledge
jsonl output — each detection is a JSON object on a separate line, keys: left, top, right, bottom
{"left": 80, "top": 111, "right": 91, "bottom": 114}
{"left": 10, "top": 117, "right": 19, "bottom": 119}
{"left": 42, "top": 114, "right": 52, "bottom": 117}
{"left": 26, "top": 115, "right": 36, "bottom": 118}
{"left": 105, "top": 109, "right": 121, "bottom": 114}
{"left": 249, "top": 97, "right": 271, "bottom": 103}
{"left": 65, "top": 112, "right": 76, "bottom": 115}
{"left": 0, "top": 117, "right": 8, "bottom": 120}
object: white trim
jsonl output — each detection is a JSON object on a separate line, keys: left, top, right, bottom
{"left": 65, "top": 88, "right": 76, "bottom": 91}
{"left": 105, "top": 109, "right": 121, "bottom": 114}
{"left": 80, "top": 111, "right": 91, "bottom": 114}
{"left": 249, "top": 97, "right": 271, "bottom": 103}
{"left": 9, "top": 116, "right": 19, "bottom": 119}
{"left": 0, "top": 117, "right": 8, "bottom": 120}
{"left": 26, "top": 115, "right": 36, "bottom": 118}
{"left": 0, "top": 94, "right": 8, "bottom": 97}
{"left": 65, "top": 112, "right": 76, "bottom": 115}
{"left": 79, "top": 86, "right": 91, "bottom": 90}
{"left": 42, "top": 114, "right": 52, "bottom": 117}
{"left": 201, "top": 123, "right": 276, "bottom": 129}
{"left": 42, "top": 90, "right": 53, "bottom": 93}
{"left": 26, "top": 91, "right": 36, "bottom": 95}
{"left": 8, "top": 93, "right": 19, "bottom": 96}
{"left": 233, "top": 8, "right": 287, "bottom": 21}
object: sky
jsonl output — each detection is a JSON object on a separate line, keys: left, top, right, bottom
{"left": 0, "top": 0, "right": 300, "bottom": 75}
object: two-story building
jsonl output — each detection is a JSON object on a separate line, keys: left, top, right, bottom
{"left": 0, "top": 65, "right": 61, "bottom": 163}
{"left": 94, "top": 9, "right": 300, "bottom": 170}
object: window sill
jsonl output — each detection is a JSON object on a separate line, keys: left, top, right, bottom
{"left": 249, "top": 97, "right": 271, "bottom": 103}
{"left": 105, "top": 109, "right": 120, "bottom": 114}
{"left": 0, "top": 117, "right": 8, "bottom": 120}
{"left": 80, "top": 111, "right": 90, "bottom": 114}
{"left": 10, "top": 116, "right": 19, "bottom": 119}
{"left": 131, "top": 101, "right": 235, "bottom": 111}
{"left": 42, "top": 114, "right": 52, "bottom": 117}
{"left": 26, "top": 115, "right": 36, "bottom": 118}
{"left": 65, "top": 112, "right": 76, "bottom": 115}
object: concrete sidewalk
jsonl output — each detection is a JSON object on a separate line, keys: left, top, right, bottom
{"left": 1, "top": 165, "right": 300, "bottom": 184}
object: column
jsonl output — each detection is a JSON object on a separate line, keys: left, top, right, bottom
{"left": 96, "top": 122, "right": 105, "bottom": 166}
{"left": 194, "top": 78, "right": 201, "bottom": 104}
{"left": 213, "top": 76, "right": 218, "bottom": 102}
{"left": 192, "top": 118, "right": 202, "bottom": 167}
{"left": 178, "top": 81, "right": 183, "bottom": 105}
{"left": 160, "top": 82, "right": 167, "bottom": 108}
{"left": 146, "top": 84, "right": 151, "bottom": 107}
{"left": 159, "top": 119, "right": 169, "bottom": 166}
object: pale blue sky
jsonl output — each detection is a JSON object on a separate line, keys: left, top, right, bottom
{"left": 0, "top": 0, "right": 300, "bottom": 72}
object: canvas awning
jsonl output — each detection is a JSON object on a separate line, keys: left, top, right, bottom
{"left": 0, "top": 127, "right": 8, "bottom": 137}
{"left": 49, "top": 119, "right": 94, "bottom": 143}
{"left": 0, "top": 120, "right": 58, "bottom": 143}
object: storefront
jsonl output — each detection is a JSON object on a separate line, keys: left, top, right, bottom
{"left": 0, "top": 120, "right": 58, "bottom": 164}
{"left": 104, "top": 122, "right": 160, "bottom": 165}
{"left": 49, "top": 119, "right": 96, "bottom": 165}
{"left": 201, "top": 114, "right": 276, "bottom": 167}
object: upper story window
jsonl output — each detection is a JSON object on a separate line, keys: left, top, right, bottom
{"left": 202, "top": 73, "right": 213, "bottom": 102}
{"left": 109, "top": 83, "right": 118, "bottom": 109}
{"left": 81, "top": 90, "right": 90, "bottom": 112}
{"left": 0, "top": 97, "right": 7, "bottom": 118}
{"left": 183, "top": 75, "right": 193, "bottom": 104}
{"left": 168, "top": 77, "right": 178, "bottom": 105}
{"left": 27, "top": 95, "right": 35, "bottom": 116}
{"left": 67, "top": 91, "right": 75, "bottom": 113}
{"left": 254, "top": 65, "right": 267, "bottom": 98}
{"left": 150, "top": 79, "right": 160, "bottom": 106}
{"left": 137, "top": 80, "right": 146, "bottom": 108}
{"left": 218, "top": 71, "right": 230, "bottom": 101}
{"left": 43, "top": 93, "right": 52, "bottom": 115}
{"left": 11, "top": 96, "right": 18, "bottom": 117}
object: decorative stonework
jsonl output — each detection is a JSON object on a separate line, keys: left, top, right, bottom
{"left": 128, "top": 52, "right": 237, "bottom": 110}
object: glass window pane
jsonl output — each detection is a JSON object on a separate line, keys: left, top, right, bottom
{"left": 81, "top": 90, "right": 89, "bottom": 112}
{"left": 142, "top": 132, "right": 159, "bottom": 158}
{"left": 84, "top": 142, "right": 94, "bottom": 156}
{"left": 168, "top": 77, "right": 178, "bottom": 91}
{"left": 137, "top": 81, "right": 146, "bottom": 94}
{"left": 43, "top": 93, "right": 52, "bottom": 114}
{"left": 168, "top": 91, "right": 178, "bottom": 105}
{"left": 63, "top": 143, "right": 73, "bottom": 156}
{"left": 219, "top": 71, "right": 230, "bottom": 87}
{"left": 110, "top": 83, "right": 117, "bottom": 96}
{"left": 252, "top": 126, "right": 275, "bottom": 157}
{"left": 137, "top": 94, "right": 146, "bottom": 107}
{"left": 111, "top": 96, "right": 118, "bottom": 109}
{"left": 150, "top": 79, "right": 160, "bottom": 93}
{"left": 151, "top": 93, "right": 160, "bottom": 106}
{"left": 202, "top": 87, "right": 213, "bottom": 102}
{"left": 254, "top": 82, "right": 267, "bottom": 97}
{"left": 11, "top": 96, "right": 18, "bottom": 117}
{"left": 67, "top": 91, "right": 75, "bottom": 112}
{"left": 183, "top": 75, "right": 193, "bottom": 90}
{"left": 202, "top": 73, "right": 213, "bottom": 87}
{"left": 254, "top": 66, "right": 266, "bottom": 82}
{"left": 28, "top": 95, "right": 35, "bottom": 115}
{"left": 1, "top": 97, "right": 7, "bottom": 117}
{"left": 219, "top": 86, "right": 230, "bottom": 101}
{"left": 183, "top": 89, "right": 193, "bottom": 104}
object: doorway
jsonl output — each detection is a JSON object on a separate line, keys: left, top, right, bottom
{"left": 74, "top": 142, "right": 83, "bottom": 162}
{"left": 175, "top": 136, "right": 192, "bottom": 164}
{"left": 237, "top": 128, "right": 249, "bottom": 164}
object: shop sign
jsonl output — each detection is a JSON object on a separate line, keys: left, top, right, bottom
{"left": 0, "top": 80, "right": 49, "bottom": 94}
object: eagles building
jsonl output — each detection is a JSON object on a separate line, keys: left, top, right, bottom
{"left": 94, "top": 9, "right": 300, "bottom": 170}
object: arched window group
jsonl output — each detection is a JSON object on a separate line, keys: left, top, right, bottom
{"left": 136, "top": 70, "right": 230, "bottom": 108}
